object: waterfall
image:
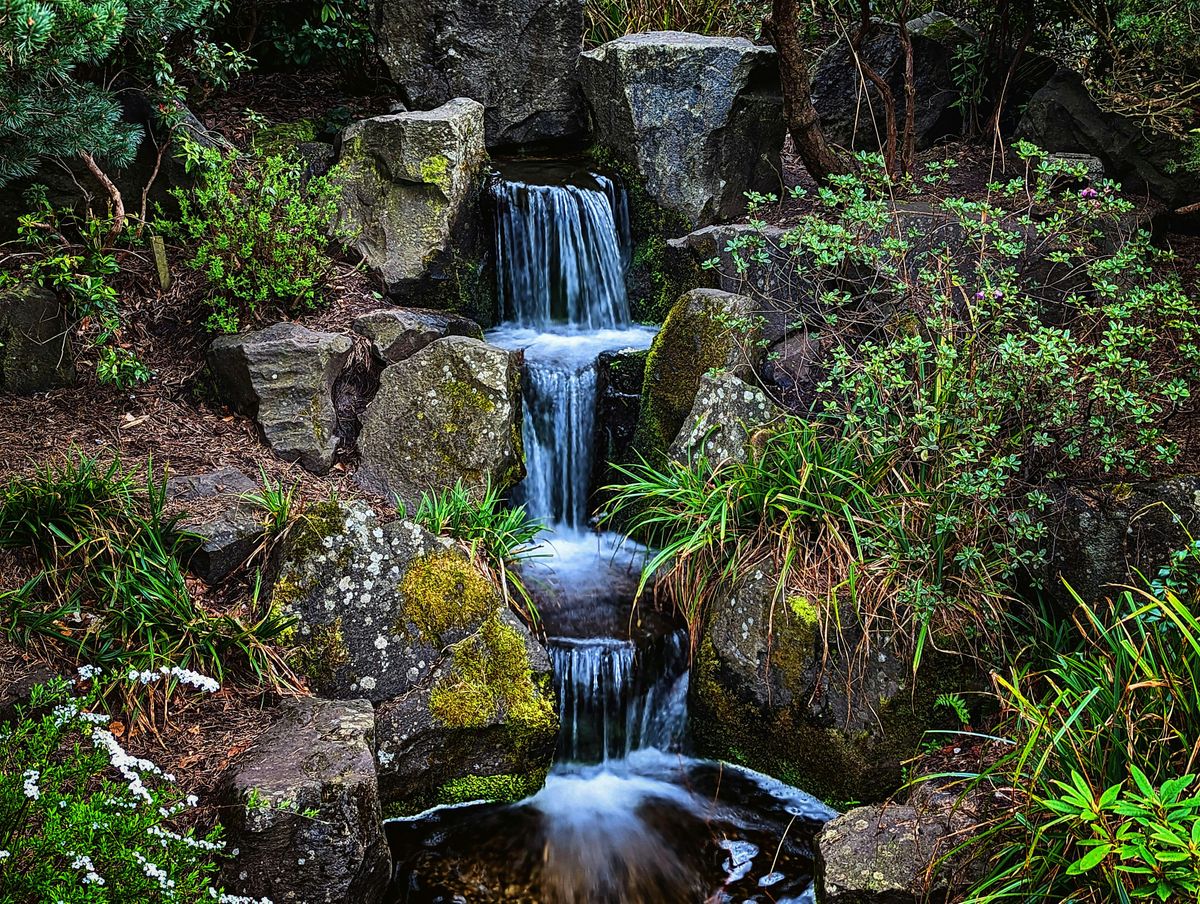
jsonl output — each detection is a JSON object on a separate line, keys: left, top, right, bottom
{"left": 551, "top": 634, "right": 689, "bottom": 763}
{"left": 492, "top": 175, "right": 632, "bottom": 330}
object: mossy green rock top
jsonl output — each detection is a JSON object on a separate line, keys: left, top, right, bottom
{"left": 355, "top": 334, "right": 524, "bottom": 511}
{"left": 633, "top": 287, "right": 762, "bottom": 464}
{"left": 0, "top": 285, "right": 74, "bottom": 395}
{"left": 270, "top": 499, "right": 557, "bottom": 811}
{"left": 333, "top": 98, "right": 487, "bottom": 294}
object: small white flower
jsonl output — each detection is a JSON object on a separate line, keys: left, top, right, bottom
{"left": 22, "top": 770, "right": 40, "bottom": 800}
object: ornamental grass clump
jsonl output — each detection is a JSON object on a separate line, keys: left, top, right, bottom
{"left": 0, "top": 454, "right": 297, "bottom": 716}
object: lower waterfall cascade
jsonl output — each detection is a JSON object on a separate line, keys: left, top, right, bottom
{"left": 385, "top": 163, "right": 834, "bottom": 903}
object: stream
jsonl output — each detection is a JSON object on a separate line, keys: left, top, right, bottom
{"left": 385, "top": 163, "right": 834, "bottom": 903}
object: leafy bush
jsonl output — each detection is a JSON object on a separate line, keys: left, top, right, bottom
{"left": 957, "top": 559, "right": 1200, "bottom": 902}
{"left": 401, "top": 481, "right": 544, "bottom": 628}
{"left": 0, "top": 455, "right": 295, "bottom": 714}
{"left": 0, "top": 672, "right": 267, "bottom": 903}
{"left": 609, "top": 146, "right": 1199, "bottom": 667}
{"left": 160, "top": 140, "right": 346, "bottom": 333}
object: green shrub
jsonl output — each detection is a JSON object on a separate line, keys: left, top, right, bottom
{"left": 0, "top": 673, "right": 269, "bottom": 903}
{"left": 161, "top": 140, "right": 347, "bottom": 333}
{"left": 0, "top": 455, "right": 295, "bottom": 715}
{"left": 608, "top": 146, "right": 1199, "bottom": 668}
{"left": 401, "top": 481, "right": 544, "bottom": 628}
{"left": 954, "top": 557, "right": 1200, "bottom": 902}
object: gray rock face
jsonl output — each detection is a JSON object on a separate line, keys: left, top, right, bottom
{"left": 633, "top": 288, "right": 763, "bottom": 461}
{"left": 166, "top": 467, "right": 264, "bottom": 584}
{"left": 271, "top": 499, "right": 557, "bottom": 812}
{"left": 371, "top": 0, "right": 584, "bottom": 148}
{"left": 579, "top": 32, "right": 785, "bottom": 227}
{"left": 811, "top": 23, "right": 959, "bottom": 152}
{"left": 763, "top": 329, "right": 822, "bottom": 412}
{"left": 221, "top": 698, "right": 390, "bottom": 904}
{"left": 208, "top": 323, "right": 352, "bottom": 474}
{"left": 669, "top": 372, "right": 782, "bottom": 464}
{"left": 0, "top": 285, "right": 74, "bottom": 394}
{"left": 352, "top": 307, "right": 483, "bottom": 365}
{"left": 1049, "top": 476, "right": 1200, "bottom": 609}
{"left": 355, "top": 335, "right": 524, "bottom": 510}
{"left": 817, "top": 804, "right": 972, "bottom": 903}
{"left": 1017, "top": 68, "right": 1198, "bottom": 206}
{"left": 333, "top": 99, "right": 488, "bottom": 295}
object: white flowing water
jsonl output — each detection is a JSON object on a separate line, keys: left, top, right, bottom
{"left": 385, "top": 167, "right": 833, "bottom": 904}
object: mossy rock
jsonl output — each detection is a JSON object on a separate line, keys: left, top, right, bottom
{"left": 632, "top": 288, "right": 763, "bottom": 465}
{"left": 269, "top": 498, "right": 558, "bottom": 814}
{"left": 690, "top": 567, "right": 980, "bottom": 805}
{"left": 355, "top": 335, "right": 524, "bottom": 511}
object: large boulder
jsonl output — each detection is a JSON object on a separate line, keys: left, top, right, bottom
{"left": 1048, "top": 476, "right": 1200, "bottom": 609}
{"left": 166, "top": 467, "right": 265, "bottom": 584}
{"left": 579, "top": 32, "right": 785, "bottom": 227}
{"left": 371, "top": 0, "right": 584, "bottom": 148}
{"left": 691, "top": 567, "right": 970, "bottom": 803}
{"left": 0, "top": 285, "right": 74, "bottom": 394}
{"left": 811, "top": 22, "right": 960, "bottom": 152}
{"left": 221, "top": 698, "right": 391, "bottom": 904}
{"left": 669, "top": 372, "right": 783, "bottom": 465}
{"left": 333, "top": 99, "right": 488, "bottom": 297}
{"left": 1017, "top": 68, "right": 1199, "bottom": 206}
{"left": 817, "top": 804, "right": 978, "bottom": 903}
{"left": 633, "top": 288, "right": 763, "bottom": 462}
{"left": 352, "top": 307, "right": 483, "bottom": 366}
{"left": 270, "top": 499, "right": 557, "bottom": 812}
{"left": 355, "top": 335, "right": 524, "bottom": 510}
{"left": 208, "top": 323, "right": 352, "bottom": 474}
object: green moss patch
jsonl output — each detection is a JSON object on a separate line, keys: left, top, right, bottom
{"left": 398, "top": 550, "right": 497, "bottom": 641}
{"left": 429, "top": 615, "right": 556, "bottom": 734}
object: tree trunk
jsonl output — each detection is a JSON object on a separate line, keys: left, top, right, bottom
{"left": 850, "top": 0, "right": 899, "bottom": 177}
{"left": 771, "top": 0, "right": 845, "bottom": 183}
{"left": 896, "top": 6, "right": 916, "bottom": 175}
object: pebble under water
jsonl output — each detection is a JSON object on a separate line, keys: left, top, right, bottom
{"left": 384, "top": 163, "right": 835, "bottom": 903}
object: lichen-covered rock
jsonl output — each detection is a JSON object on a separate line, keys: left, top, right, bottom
{"left": 208, "top": 323, "right": 351, "bottom": 474}
{"left": 166, "top": 467, "right": 264, "bottom": 584}
{"left": 1048, "top": 476, "right": 1200, "bottom": 610}
{"left": 355, "top": 335, "right": 524, "bottom": 510}
{"left": 333, "top": 99, "right": 488, "bottom": 296}
{"left": 269, "top": 499, "right": 557, "bottom": 812}
{"left": 221, "top": 698, "right": 390, "bottom": 904}
{"left": 0, "top": 285, "right": 74, "bottom": 395}
{"left": 374, "top": 606, "right": 556, "bottom": 812}
{"left": 669, "top": 372, "right": 782, "bottom": 464}
{"left": 371, "top": 0, "right": 584, "bottom": 148}
{"left": 352, "top": 307, "right": 483, "bottom": 365}
{"left": 633, "top": 288, "right": 762, "bottom": 463}
{"left": 579, "top": 32, "right": 785, "bottom": 227}
{"left": 1017, "top": 68, "right": 1199, "bottom": 206}
{"left": 691, "top": 567, "right": 969, "bottom": 803}
{"left": 817, "top": 804, "right": 975, "bottom": 903}
{"left": 811, "top": 22, "right": 960, "bottom": 152}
